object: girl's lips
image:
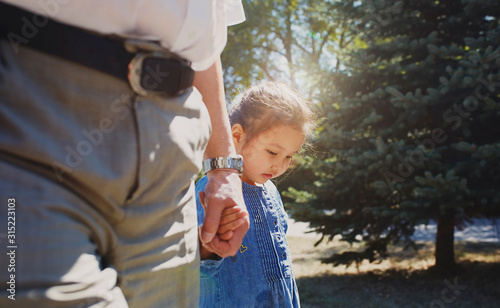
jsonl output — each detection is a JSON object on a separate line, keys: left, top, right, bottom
{"left": 262, "top": 173, "right": 273, "bottom": 180}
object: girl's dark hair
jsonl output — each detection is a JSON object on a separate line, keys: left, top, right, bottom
{"left": 229, "top": 81, "right": 317, "bottom": 147}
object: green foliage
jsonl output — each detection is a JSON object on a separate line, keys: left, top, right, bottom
{"left": 221, "top": 0, "right": 500, "bottom": 272}
{"left": 283, "top": 0, "right": 500, "bottom": 271}
{"left": 222, "top": 0, "right": 363, "bottom": 100}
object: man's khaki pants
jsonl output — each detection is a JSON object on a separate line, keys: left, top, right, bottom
{"left": 0, "top": 40, "right": 210, "bottom": 307}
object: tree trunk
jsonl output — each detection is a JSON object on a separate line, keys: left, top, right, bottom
{"left": 434, "top": 213, "right": 457, "bottom": 274}
{"left": 284, "top": 0, "right": 296, "bottom": 88}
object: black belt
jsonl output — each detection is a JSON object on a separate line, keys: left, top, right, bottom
{"left": 0, "top": 2, "right": 194, "bottom": 97}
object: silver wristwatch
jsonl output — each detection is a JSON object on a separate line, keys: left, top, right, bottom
{"left": 203, "top": 155, "right": 243, "bottom": 174}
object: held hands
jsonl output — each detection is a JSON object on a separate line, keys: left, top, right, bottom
{"left": 199, "top": 170, "right": 249, "bottom": 258}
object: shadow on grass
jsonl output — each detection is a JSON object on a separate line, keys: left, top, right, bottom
{"left": 296, "top": 261, "right": 500, "bottom": 308}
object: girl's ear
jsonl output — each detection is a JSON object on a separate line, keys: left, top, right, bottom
{"left": 231, "top": 124, "right": 245, "bottom": 150}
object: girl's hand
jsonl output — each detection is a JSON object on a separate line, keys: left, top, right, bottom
{"left": 198, "top": 170, "right": 249, "bottom": 258}
{"left": 217, "top": 206, "right": 248, "bottom": 241}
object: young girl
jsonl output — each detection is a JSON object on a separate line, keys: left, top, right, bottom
{"left": 196, "top": 81, "right": 316, "bottom": 307}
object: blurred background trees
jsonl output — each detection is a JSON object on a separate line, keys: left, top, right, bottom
{"left": 222, "top": 0, "right": 500, "bottom": 274}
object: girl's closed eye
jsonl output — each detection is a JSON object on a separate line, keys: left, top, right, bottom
{"left": 267, "top": 150, "right": 278, "bottom": 155}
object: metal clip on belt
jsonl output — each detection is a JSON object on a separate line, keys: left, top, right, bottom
{"left": 125, "top": 39, "right": 194, "bottom": 97}
{"left": 0, "top": 2, "right": 194, "bottom": 97}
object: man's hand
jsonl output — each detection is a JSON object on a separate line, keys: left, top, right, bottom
{"left": 199, "top": 170, "right": 249, "bottom": 257}
{"left": 194, "top": 56, "right": 248, "bottom": 257}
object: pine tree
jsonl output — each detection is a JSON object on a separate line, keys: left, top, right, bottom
{"left": 285, "top": 0, "right": 500, "bottom": 274}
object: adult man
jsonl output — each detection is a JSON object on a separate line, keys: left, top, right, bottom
{"left": 0, "top": 1, "right": 249, "bottom": 307}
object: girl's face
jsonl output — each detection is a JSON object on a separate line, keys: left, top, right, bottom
{"left": 232, "top": 124, "right": 305, "bottom": 186}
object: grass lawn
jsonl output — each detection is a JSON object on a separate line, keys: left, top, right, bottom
{"left": 288, "top": 235, "right": 500, "bottom": 308}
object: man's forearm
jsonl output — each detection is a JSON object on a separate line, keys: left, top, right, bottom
{"left": 193, "top": 57, "right": 237, "bottom": 159}
{"left": 193, "top": 56, "right": 248, "bottom": 251}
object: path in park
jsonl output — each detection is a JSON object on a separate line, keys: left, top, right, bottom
{"left": 287, "top": 218, "right": 500, "bottom": 242}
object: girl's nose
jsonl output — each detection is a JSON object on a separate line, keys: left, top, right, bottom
{"left": 271, "top": 164, "right": 279, "bottom": 175}
{"left": 271, "top": 161, "right": 286, "bottom": 176}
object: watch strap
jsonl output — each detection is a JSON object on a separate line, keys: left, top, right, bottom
{"left": 203, "top": 156, "right": 243, "bottom": 174}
